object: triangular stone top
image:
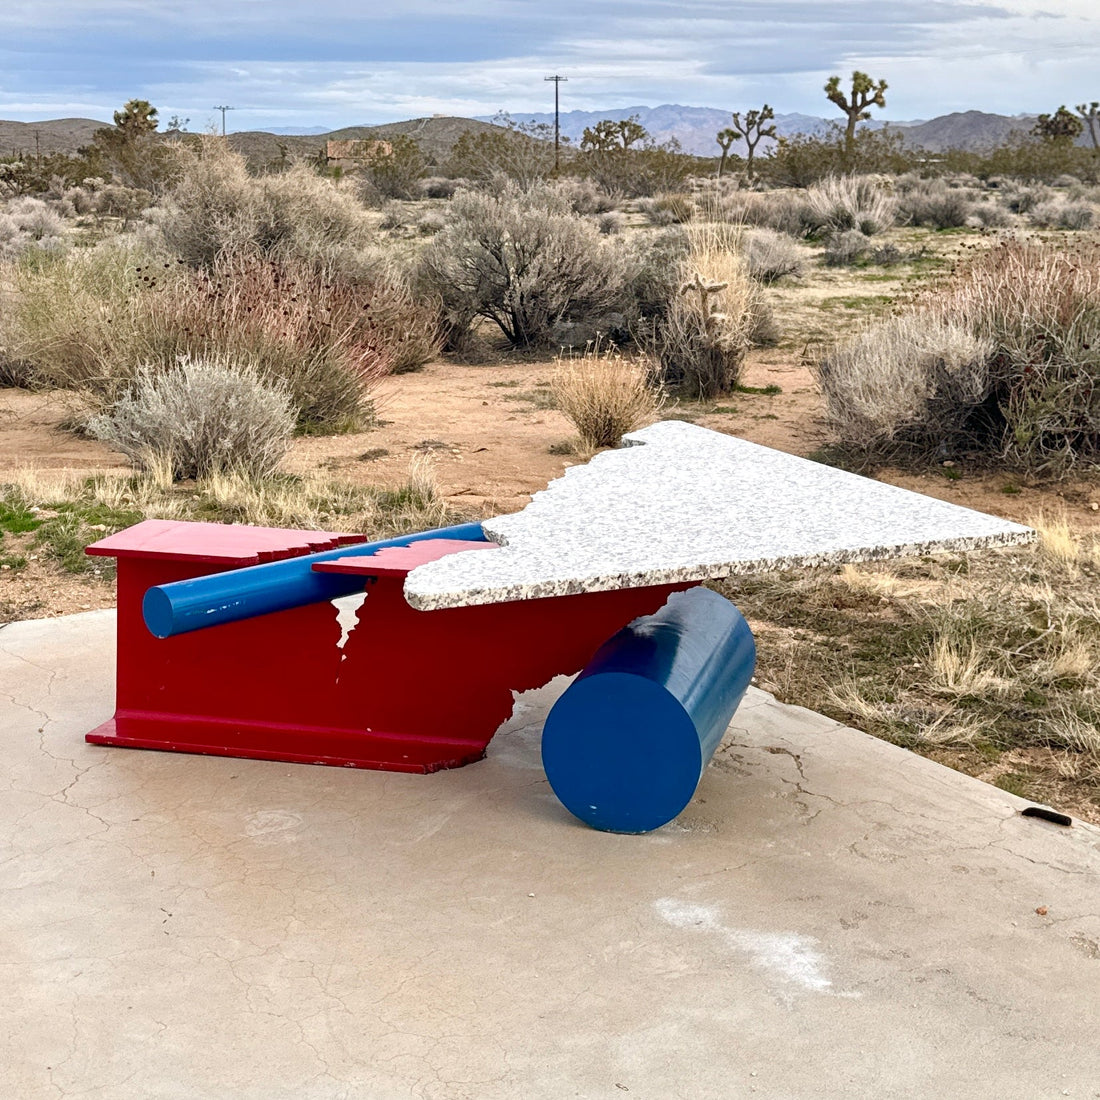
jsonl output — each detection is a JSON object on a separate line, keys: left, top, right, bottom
{"left": 404, "top": 421, "right": 1035, "bottom": 611}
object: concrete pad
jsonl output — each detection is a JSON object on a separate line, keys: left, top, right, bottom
{"left": 3, "top": 611, "right": 1099, "bottom": 1100}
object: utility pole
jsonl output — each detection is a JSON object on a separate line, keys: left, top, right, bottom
{"left": 213, "top": 105, "right": 236, "bottom": 136}
{"left": 544, "top": 75, "right": 567, "bottom": 173}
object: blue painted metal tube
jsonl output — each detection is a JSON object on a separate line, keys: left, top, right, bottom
{"left": 541, "top": 587, "right": 756, "bottom": 834}
{"left": 143, "top": 522, "right": 487, "bottom": 639}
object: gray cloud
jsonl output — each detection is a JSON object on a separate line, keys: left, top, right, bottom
{"left": 0, "top": 0, "right": 1096, "bottom": 126}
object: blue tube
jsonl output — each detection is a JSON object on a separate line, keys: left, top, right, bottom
{"left": 143, "top": 522, "right": 487, "bottom": 638}
{"left": 541, "top": 587, "right": 756, "bottom": 834}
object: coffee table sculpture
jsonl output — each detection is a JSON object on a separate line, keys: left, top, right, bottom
{"left": 85, "top": 421, "right": 1034, "bottom": 832}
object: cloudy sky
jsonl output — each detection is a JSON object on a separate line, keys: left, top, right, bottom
{"left": 1, "top": 0, "right": 1097, "bottom": 129}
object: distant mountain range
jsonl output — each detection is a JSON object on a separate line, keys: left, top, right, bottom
{"left": 0, "top": 106, "right": 1085, "bottom": 164}
{"left": 478, "top": 105, "right": 1049, "bottom": 155}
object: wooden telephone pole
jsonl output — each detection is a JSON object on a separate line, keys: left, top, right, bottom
{"left": 544, "top": 75, "right": 567, "bottom": 173}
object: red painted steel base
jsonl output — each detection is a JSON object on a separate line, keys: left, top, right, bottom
{"left": 86, "top": 522, "right": 691, "bottom": 772}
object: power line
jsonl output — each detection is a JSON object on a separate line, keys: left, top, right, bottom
{"left": 544, "top": 75, "right": 567, "bottom": 173}
{"left": 213, "top": 105, "right": 236, "bottom": 136}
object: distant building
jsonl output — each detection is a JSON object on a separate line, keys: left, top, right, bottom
{"left": 325, "top": 139, "right": 392, "bottom": 168}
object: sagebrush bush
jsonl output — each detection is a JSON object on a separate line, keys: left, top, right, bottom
{"left": 89, "top": 355, "right": 297, "bottom": 480}
{"left": 818, "top": 238, "right": 1100, "bottom": 472}
{"left": 638, "top": 194, "right": 694, "bottom": 226}
{"left": 7, "top": 197, "right": 67, "bottom": 239}
{"left": 718, "top": 190, "right": 817, "bottom": 238}
{"left": 814, "top": 314, "right": 995, "bottom": 451}
{"left": 152, "top": 137, "right": 375, "bottom": 270}
{"left": 1028, "top": 200, "right": 1095, "bottom": 230}
{"left": 896, "top": 178, "right": 975, "bottom": 228}
{"left": 805, "top": 175, "right": 897, "bottom": 236}
{"left": 741, "top": 227, "right": 807, "bottom": 283}
{"left": 551, "top": 342, "right": 664, "bottom": 449}
{"left": 417, "top": 182, "right": 627, "bottom": 348}
{"left": 418, "top": 177, "right": 459, "bottom": 199}
{"left": 548, "top": 177, "right": 618, "bottom": 215}
{"left": 925, "top": 237, "right": 1100, "bottom": 470}
{"left": 823, "top": 229, "right": 871, "bottom": 266}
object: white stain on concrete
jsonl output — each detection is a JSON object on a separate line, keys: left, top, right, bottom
{"left": 655, "top": 897, "right": 853, "bottom": 996}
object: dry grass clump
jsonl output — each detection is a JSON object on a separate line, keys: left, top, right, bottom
{"left": 551, "top": 341, "right": 665, "bottom": 450}
{"left": 88, "top": 355, "right": 296, "bottom": 481}
{"left": 804, "top": 175, "right": 897, "bottom": 236}
{"left": 641, "top": 220, "right": 758, "bottom": 398}
{"left": 721, "top": 528, "right": 1100, "bottom": 816}
{"left": 814, "top": 313, "right": 994, "bottom": 450}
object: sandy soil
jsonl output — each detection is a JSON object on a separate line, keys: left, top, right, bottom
{"left": 2, "top": 347, "right": 1099, "bottom": 621}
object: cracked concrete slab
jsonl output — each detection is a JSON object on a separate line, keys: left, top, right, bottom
{"left": 2, "top": 610, "right": 1099, "bottom": 1100}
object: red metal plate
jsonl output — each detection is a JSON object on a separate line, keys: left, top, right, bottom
{"left": 86, "top": 518, "right": 364, "bottom": 566}
{"left": 312, "top": 539, "right": 499, "bottom": 578}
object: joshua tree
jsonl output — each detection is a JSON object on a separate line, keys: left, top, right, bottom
{"left": 580, "top": 116, "right": 649, "bottom": 153}
{"left": 824, "top": 71, "right": 887, "bottom": 162}
{"left": 1032, "top": 105, "right": 1084, "bottom": 144}
{"left": 719, "top": 105, "right": 776, "bottom": 181}
{"left": 1075, "top": 102, "right": 1099, "bottom": 151}
{"left": 716, "top": 128, "right": 737, "bottom": 178}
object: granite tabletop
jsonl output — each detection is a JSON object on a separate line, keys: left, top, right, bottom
{"left": 403, "top": 421, "right": 1035, "bottom": 610}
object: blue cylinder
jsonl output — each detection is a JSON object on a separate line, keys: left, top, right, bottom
{"left": 143, "top": 522, "right": 487, "bottom": 638}
{"left": 541, "top": 587, "right": 756, "bottom": 834}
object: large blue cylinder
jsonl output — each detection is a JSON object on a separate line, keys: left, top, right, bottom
{"left": 541, "top": 587, "right": 756, "bottom": 834}
{"left": 143, "top": 522, "right": 487, "bottom": 638}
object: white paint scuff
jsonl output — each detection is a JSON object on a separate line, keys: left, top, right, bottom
{"left": 654, "top": 897, "right": 855, "bottom": 996}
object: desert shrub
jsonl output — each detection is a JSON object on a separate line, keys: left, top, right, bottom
{"left": 417, "top": 182, "right": 627, "bottom": 348}
{"left": 1028, "top": 200, "right": 1095, "bottom": 230}
{"left": 356, "top": 135, "right": 425, "bottom": 201}
{"left": 595, "top": 211, "right": 623, "bottom": 235}
{"left": 896, "top": 178, "right": 975, "bottom": 228}
{"left": 805, "top": 175, "right": 896, "bottom": 236}
{"left": 814, "top": 315, "right": 995, "bottom": 451}
{"left": 718, "top": 189, "right": 817, "bottom": 238}
{"left": 762, "top": 126, "right": 915, "bottom": 187}
{"left": 551, "top": 342, "right": 664, "bottom": 449}
{"left": 88, "top": 355, "right": 296, "bottom": 480}
{"left": 1, "top": 238, "right": 138, "bottom": 391}
{"left": 1001, "top": 183, "right": 1051, "bottom": 214}
{"left": 640, "top": 221, "right": 755, "bottom": 397}
{"left": 63, "top": 185, "right": 97, "bottom": 215}
{"left": 418, "top": 177, "right": 458, "bottom": 199}
{"left": 153, "top": 137, "right": 374, "bottom": 270}
{"left": 638, "top": 193, "right": 694, "bottom": 226}
{"left": 924, "top": 237, "right": 1100, "bottom": 470}
{"left": 969, "top": 200, "right": 1015, "bottom": 229}
{"left": 623, "top": 228, "right": 690, "bottom": 319}
{"left": 7, "top": 197, "right": 67, "bottom": 239}
{"left": 823, "top": 229, "right": 871, "bottom": 266}
{"left": 416, "top": 209, "right": 447, "bottom": 235}
{"left": 377, "top": 202, "right": 405, "bottom": 230}
{"left": 741, "top": 227, "right": 807, "bottom": 283}
{"left": 819, "top": 238, "right": 1100, "bottom": 472}
{"left": 548, "top": 176, "right": 617, "bottom": 215}
{"left": 3, "top": 242, "right": 432, "bottom": 426}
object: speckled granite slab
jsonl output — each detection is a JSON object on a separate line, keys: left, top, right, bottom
{"left": 404, "top": 421, "right": 1035, "bottom": 610}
